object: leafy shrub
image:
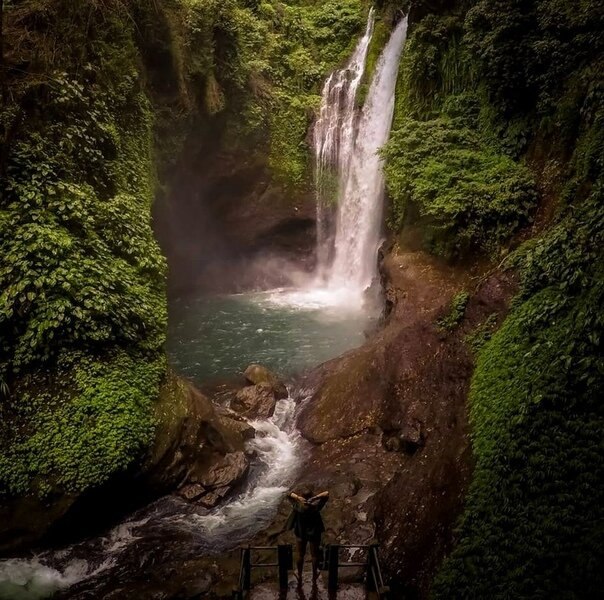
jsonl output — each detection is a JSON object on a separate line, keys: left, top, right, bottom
{"left": 434, "top": 270, "right": 604, "bottom": 598}
{"left": 465, "top": 313, "right": 498, "bottom": 353}
{"left": 437, "top": 291, "right": 469, "bottom": 331}
{"left": 0, "top": 2, "right": 167, "bottom": 498}
{"left": 383, "top": 117, "right": 537, "bottom": 258}
{"left": 0, "top": 74, "right": 166, "bottom": 373}
{"left": 0, "top": 352, "right": 164, "bottom": 498}
{"left": 390, "top": 2, "right": 604, "bottom": 596}
{"left": 434, "top": 162, "right": 604, "bottom": 599}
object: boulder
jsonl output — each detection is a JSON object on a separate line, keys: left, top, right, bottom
{"left": 231, "top": 383, "right": 277, "bottom": 419}
{"left": 217, "top": 413, "right": 256, "bottom": 441}
{"left": 199, "top": 451, "right": 249, "bottom": 490}
{"left": 178, "top": 483, "right": 206, "bottom": 502}
{"left": 243, "top": 364, "right": 288, "bottom": 399}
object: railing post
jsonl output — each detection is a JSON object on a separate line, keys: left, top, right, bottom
{"left": 242, "top": 547, "right": 251, "bottom": 592}
{"left": 367, "top": 544, "right": 377, "bottom": 592}
{"left": 327, "top": 544, "right": 339, "bottom": 593}
{"left": 278, "top": 544, "right": 292, "bottom": 591}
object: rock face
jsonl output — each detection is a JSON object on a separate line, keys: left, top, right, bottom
{"left": 153, "top": 147, "right": 317, "bottom": 295}
{"left": 295, "top": 243, "right": 517, "bottom": 597}
{"left": 231, "top": 383, "right": 278, "bottom": 419}
{"left": 229, "top": 364, "right": 287, "bottom": 419}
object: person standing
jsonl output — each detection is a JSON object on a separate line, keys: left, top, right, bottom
{"left": 286, "top": 487, "right": 330, "bottom": 584}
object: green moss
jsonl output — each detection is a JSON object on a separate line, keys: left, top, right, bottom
{"left": 434, "top": 271, "right": 604, "bottom": 598}
{"left": 357, "top": 17, "right": 389, "bottom": 107}
{"left": 465, "top": 313, "right": 498, "bottom": 353}
{"left": 383, "top": 117, "right": 537, "bottom": 258}
{"left": 0, "top": 352, "right": 164, "bottom": 498}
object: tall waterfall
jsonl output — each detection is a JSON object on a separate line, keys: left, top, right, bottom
{"left": 313, "top": 9, "right": 375, "bottom": 276}
{"left": 313, "top": 13, "right": 409, "bottom": 297}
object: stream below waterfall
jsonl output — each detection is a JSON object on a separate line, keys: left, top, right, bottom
{"left": 0, "top": 290, "right": 375, "bottom": 600}
{"left": 168, "top": 288, "right": 375, "bottom": 383}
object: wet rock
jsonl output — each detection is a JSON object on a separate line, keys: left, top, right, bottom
{"left": 384, "top": 434, "right": 402, "bottom": 452}
{"left": 198, "top": 486, "right": 231, "bottom": 509}
{"left": 178, "top": 483, "right": 206, "bottom": 502}
{"left": 231, "top": 382, "right": 277, "bottom": 419}
{"left": 189, "top": 572, "right": 213, "bottom": 596}
{"left": 0, "top": 375, "right": 252, "bottom": 554}
{"left": 199, "top": 451, "right": 249, "bottom": 490}
{"left": 217, "top": 412, "right": 256, "bottom": 441}
{"left": 243, "top": 364, "right": 288, "bottom": 399}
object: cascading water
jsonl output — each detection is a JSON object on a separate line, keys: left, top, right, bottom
{"left": 314, "top": 8, "right": 375, "bottom": 276}
{"left": 314, "top": 13, "right": 409, "bottom": 298}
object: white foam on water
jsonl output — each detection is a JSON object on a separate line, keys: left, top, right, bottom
{"left": 258, "top": 285, "right": 367, "bottom": 314}
{"left": 0, "top": 557, "right": 114, "bottom": 600}
{"left": 185, "top": 396, "right": 301, "bottom": 541}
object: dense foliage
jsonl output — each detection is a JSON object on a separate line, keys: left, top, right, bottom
{"left": 137, "top": 0, "right": 367, "bottom": 184}
{"left": 383, "top": 117, "right": 536, "bottom": 257}
{"left": 385, "top": 0, "right": 604, "bottom": 596}
{"left": 0, "top": 1, "right": 168, "bottom": 498}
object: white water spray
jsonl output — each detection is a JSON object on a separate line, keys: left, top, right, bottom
{"left": 314, "top": 13, "right": 409, "bottom": 299}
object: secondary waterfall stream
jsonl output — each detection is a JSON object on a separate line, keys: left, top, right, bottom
{"left": 0, "top": 10, "right": 408, "bottom": 599}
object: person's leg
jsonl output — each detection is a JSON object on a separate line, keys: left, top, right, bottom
{"left": 296, "top": 538, "right": 307, "bottom": 582}
{"left": 309, "top": 539, "right": 321, "bottom": 582}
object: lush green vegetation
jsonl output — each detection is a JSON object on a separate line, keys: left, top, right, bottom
{"left": 383, "top": 117, "right": 537, "bottom": 257}
{"left": 384, "top": 0, "right": 604, "bottom": 596}
{"left": 140, "top": 0, "right": 367, "bottom": 184}
{"left": 0, "top": 1, "right": 167, "bottom": 498}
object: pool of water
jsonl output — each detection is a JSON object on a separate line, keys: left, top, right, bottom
{"left": 167, "top": 287, "right": 376, "bottom": 383}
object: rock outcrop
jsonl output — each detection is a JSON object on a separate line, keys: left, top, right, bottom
{"left": 231, "top": 383, "right": 278, "bottom": 419}
{"left": 243, "top": 364, "right": 288, "bottom": 399}
{"left": 294, "top": 242, "right": 517, "bottom": 597}
{"left": 154, "top": 148, "right": 317, "bottom": 295}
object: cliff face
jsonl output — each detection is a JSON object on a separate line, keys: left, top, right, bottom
{"left": 154, "top": 142, "right": 317, "bottom": 295}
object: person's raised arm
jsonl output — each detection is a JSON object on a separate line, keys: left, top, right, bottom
{"left": 288, "top": 491, "right": 307, "bottom": 506}
{"left": 308, "top": 491, "right": 329, "bottom": 508}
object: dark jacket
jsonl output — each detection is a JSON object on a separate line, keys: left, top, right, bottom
{"left": 286, "top": 495, "right": 328, "bottom": 541}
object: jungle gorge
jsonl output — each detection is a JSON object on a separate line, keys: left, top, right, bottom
{"left": 0, "top": 0, "right": 602, "bottom": 598}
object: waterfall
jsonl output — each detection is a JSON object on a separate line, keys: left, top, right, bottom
{"left": 314, "top": 13, "right": 409, "bottom": 297}
{"left": 313, "top": 8, "right": 375, "bottom": 278}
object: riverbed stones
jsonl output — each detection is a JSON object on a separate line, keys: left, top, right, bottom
{"left": 243, "top": 363, "right": 288, "bottom": 399}
{"left": 198, "top": 486, "right": 231, "bottom": 509}
{"left": 231, "top": 382, "right": 277, "bottom": 419}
